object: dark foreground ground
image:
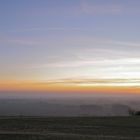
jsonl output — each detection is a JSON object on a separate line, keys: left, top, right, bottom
{"left": 0, "top": 116, "right": 140, "bottom": 140}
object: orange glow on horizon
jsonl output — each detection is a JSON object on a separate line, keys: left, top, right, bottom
{"left": 0, "top": 80, "right": 140, "bottom": 95}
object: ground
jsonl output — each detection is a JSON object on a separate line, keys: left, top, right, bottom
{"left": 0, "top": 116, "right": 140, "bottom": 140}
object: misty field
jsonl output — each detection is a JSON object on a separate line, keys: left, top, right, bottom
{"left": 0, "top": 117, "right": 140, "bottom": 140}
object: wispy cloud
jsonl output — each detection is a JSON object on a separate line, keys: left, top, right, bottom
{"left": 79, "top": 0, "right": 140, "bottom": 16}
{"left": 44, "top": 78, "right": 140, "bottom": 87}
{"left": 28, "top": 57, "right": 140, "bottom": 80}
{"left": 3, "top": 0, "right": 140, "bottom": 20}
{"left": 9, "top": 27, "right": 85, "bottom": 33}
{"left": 3, "top": 35, "right": 140, "bottom": 48}
{"left": 30, "top": 58, "right": 140, "bottom": 68}
{"left": 80, "top": 0, "right": 123, "bottom": 15}
{"left": 8, "top": 39, "right": 45, "bottom": 46}
{"left": 26, "top": 0, "right": 140, "bottom": 17}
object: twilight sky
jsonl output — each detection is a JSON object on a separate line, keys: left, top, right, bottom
{"left": 0, "top": 0, "right": 140, "bottom": 93}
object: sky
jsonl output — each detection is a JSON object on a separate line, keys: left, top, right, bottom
{"left": 0, "top": 0, "right": 140, "bottom": 94}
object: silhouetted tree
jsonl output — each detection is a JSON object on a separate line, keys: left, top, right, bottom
{"left": 128, "top": 108, "right": 135, "bottom": 116}
{"left": 128, "top": 108, "right": 140, "bottom": 116}
{"left": 135, "top": 111, "right": 140, "bottom": 116}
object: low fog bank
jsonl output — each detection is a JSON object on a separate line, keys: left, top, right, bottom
{"left": 0, "top": 97, "right": 140, "bottom": 116}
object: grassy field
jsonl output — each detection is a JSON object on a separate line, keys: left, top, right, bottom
{"left": 0, "top": 116, "right": 140, "bottom": 140}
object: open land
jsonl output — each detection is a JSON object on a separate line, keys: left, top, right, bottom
{"left": 0, "top": 116, "right": 140, "bottom": 140}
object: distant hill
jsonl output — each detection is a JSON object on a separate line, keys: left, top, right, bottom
{"left": 0, "top": 99, "right": 138, "bottom": 116}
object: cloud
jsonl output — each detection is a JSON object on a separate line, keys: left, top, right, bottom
{"left": 3, "top": 35, "right": 140, "bottom": 70}
{"left": 80, "top": 0, "right": 123, "bottom": 15}
{"left": 30, "top": 58, "right": 140, "bottom": 68}
{"left": 4, "top": 0, "right": 140, "bottom": 19}
{"left": 44, "top": 78, "right": 140, "bottom": 87}
{"left": 8, "top": 39, "right": 44, "bottom": 46}
{"left": 7, "top": 0, "right": 123, "bottom": 18}
{"left": 9, "top": 27, "right": 85, "bottom": 33}
{"left": 27, "top": 57, "right": 140, "bottom": 81}
{"left": 4, "top": 35, "right": 140, "bottom": 49}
